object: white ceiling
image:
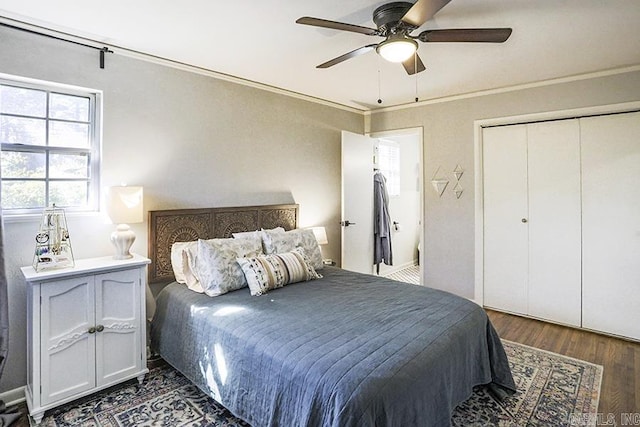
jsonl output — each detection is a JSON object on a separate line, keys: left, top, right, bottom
{"left": 1, "top": 0, "right": 639, "bottom": 111}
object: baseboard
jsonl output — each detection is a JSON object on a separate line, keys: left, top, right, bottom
{"left": 485, "top": 307, "right": 640, "bottom": 343}
{"left": 0, "top": 385, "right": 26, "bottom": 407}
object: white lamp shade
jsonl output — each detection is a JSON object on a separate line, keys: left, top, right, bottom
{"left": 376, "top": 37, "right": 418, "bottom": 63}
{"left": 310, "top": 226, "right": 329, "bottom": 245}
{"left": 107, "top": 186, "right": 144, "bottom": 224}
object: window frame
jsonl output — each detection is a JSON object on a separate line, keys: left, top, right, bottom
{"left": 376, "top": 138, "right": 401, "bottom": 197}
{"left": 0, "top": 76, "right": 102, "bottom": 216}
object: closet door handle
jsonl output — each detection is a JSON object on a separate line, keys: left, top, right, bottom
{"left": 521, "top": 218, "right": 528, "bottom": 223}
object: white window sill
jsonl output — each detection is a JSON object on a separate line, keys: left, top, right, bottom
{"left": 2, "top": 210, "right": 103, "bottom": 223}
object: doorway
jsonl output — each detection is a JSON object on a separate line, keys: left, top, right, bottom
{"left": 341, "top": 128, "right": 423, "bottom": 283}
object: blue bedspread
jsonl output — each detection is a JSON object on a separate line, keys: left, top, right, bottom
{"left": 151, "top": 267, "right": 515, "bottom": 426}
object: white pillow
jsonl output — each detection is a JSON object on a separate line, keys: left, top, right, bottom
{"left": 170, "top": 241, "right": 204, "bottom": 293}
{"left": 262, "top": 228, "right": 324, "bottom": 270}
{"left": 237, "top": 247, "right": 321, "bottom": 296}
{"left": 195, "top": 236, "right": 263, "bottom": 297}
{"left": 182, "top": 244, "right": 204, "bottom": 293}
{"left": 170, "top": 242, "right": 192, "bottom": 284}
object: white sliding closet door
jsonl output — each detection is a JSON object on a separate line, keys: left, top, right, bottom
{"left": 527, "top": 120, "right": 581, "bottom": 327}
{"left": 483, "top": 125, "right": 529, "bottom": 315}
{"left": 581, "top": 111, "right": 640, "bottom": 340}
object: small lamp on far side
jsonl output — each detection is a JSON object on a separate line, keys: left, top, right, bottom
{"left": 107, "top": 186, "right": 143, "bottom": 260}
{"left": 311, "top": 226, "right": 334, "bottom": 265}
{"left": 310, "top": 226, "right": 328, "bottom": 246}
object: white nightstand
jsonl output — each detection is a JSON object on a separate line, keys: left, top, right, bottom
{"left": 21, "top": 254, "right": 151, "bottom": 425}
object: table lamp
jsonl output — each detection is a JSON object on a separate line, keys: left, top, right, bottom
{"left": 310, "top": 226, "right": 333, "bottom": 265}
{"left": 107, "top": 186, "right": 143, "bottom": 259}
{"left": 310, "top": 226, "right": 328, "bottom": 245}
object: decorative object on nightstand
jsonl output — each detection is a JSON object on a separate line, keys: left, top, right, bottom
{"left": 33, "top": 204, "right": 74, "bottom": 272}
{"left": 21, "top": 255, "right": 151, "bottom": 425}
{"left": 107, "top": 186, "right": 143, "bottom": 260}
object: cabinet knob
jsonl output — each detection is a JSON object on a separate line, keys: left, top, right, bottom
{"left": 88, "top": 327, "right": 96, "bottom": 334}
{"left": 96, "top": 325, "right": 104, "bottom": 332}
{"left": 521, "top": 218, "right": 528, "bottom": 223}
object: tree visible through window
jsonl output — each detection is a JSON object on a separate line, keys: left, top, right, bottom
{"left": 376, "top": 139, "right": 400, "bottom": 197}
{"left": 0, "top": 80, "right": 100, "bottom": 214}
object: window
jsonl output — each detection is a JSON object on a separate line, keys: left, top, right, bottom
{"left": 0, "top": 79, "right": 100, "bottom": 214}
{"left": 376, "top": 139, "right": 400, "bottom": 197}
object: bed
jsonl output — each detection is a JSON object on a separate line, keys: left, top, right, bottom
{"left": 149, "top": 204, "right": 515, "bottom": 427}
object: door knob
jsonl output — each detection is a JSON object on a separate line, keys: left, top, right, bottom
{"left": 341, "top": 220, "right": 356, "bottom": 227}
{"left": 521, "top": 218, "right": 528, "bottom": 223}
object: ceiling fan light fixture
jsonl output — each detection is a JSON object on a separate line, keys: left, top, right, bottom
{"left": 376, "top": 35, "right": 418, "bottom": 63}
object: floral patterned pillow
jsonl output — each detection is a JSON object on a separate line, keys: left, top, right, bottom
{"left": 255, "top": 227, "right": 288, "bottom": 253}
{"left": 237, "top": 247, "right": 322, "bottom": 296}
{"left": 195, "top": 236, "right": 263, "bottom": 297}
{"left": 233, "top": 227, "right": 285, "bottom": 253}
{"left": 263, "top": 228, "right": 324, "bottom": 270}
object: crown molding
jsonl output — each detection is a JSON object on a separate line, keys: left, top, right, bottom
{"left": 365, "top": 64, "right": 640, "bottom": 116}
{"left": 0, "top": 15, "right": 365, "bottom": 115}
{"left": 3, "top": 15, "right": 638, "bottom": 118}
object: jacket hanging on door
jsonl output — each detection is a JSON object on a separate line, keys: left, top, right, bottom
{"left": 374, "top": 171, "right": 393, "bottom": 274}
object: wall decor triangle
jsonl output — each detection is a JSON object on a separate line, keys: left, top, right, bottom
{"left": 454, "top": 183, "right": 464, "bottom": 199}
{"left": 432, "top": 179, "right": 449, "bottom": 197}
{"left": 453, "top": 164, "right": 464, "bottom": 181}
{"left": 431, "top": 166, "right": 449, "bottom": 197}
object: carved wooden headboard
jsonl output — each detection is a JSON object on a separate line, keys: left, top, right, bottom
{"left": 148, "top": 204, "right": 299, "bottom": 283}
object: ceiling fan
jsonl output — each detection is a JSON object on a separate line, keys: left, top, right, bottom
{"left": 296, "top": 0, "right": 512, "bottom": 75}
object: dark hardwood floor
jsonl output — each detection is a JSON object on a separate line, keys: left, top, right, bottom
{"left": 486, "top": 309, "right": 640, "bottom": 421}
{"left": 9, "top": 311, "right": 639, "bottom": 426}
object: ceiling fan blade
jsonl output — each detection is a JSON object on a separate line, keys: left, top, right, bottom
{"left": 401, "top": 0, "right": 452, "bottom": 28}
{"left": 402, "top": 53, "right": 426, "bottom": 75}
{"left": 296, "top": 17, "right": 379, "bottom": 36}
{"left": 418, "top": 28, "right": 513, "bottom": 43}
{"left": 317, "top": 44, "right": 378, "bottom": 69}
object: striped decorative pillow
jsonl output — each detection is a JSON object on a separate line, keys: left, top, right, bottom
{"left": 237, "top": 247, "right": 321, "bottom": 296}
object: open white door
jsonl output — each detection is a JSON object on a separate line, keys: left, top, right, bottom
{"left": 341, "top": 130, "right": 375, "bottom": 273}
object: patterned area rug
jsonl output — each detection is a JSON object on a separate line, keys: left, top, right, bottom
{"left": 34, "top": 341, "right": 602, "bottom": 427}
{"left": 452, "top": 341, "right": 602, "bottom": 426}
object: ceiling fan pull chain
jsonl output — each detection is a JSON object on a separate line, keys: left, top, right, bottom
{"left": 377, "top": 57, "right": 383, "bottom": 104}
{"left": 414, "top": 53, "right": 419, "bottom": 102}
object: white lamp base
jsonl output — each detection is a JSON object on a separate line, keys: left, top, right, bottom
{"left": 111, "top": 224, "right": 136, "bottom": 260}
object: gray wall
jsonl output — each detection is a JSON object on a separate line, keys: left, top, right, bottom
{"left": 0, "top": 26, "right": 362, "bottom": 393}
{"left": 368, "top": 70, "right": 640, "bottom": 299}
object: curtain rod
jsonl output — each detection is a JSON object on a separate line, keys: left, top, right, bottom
{"left": 0, "top": 20, "right": 113, "bottom": 69}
